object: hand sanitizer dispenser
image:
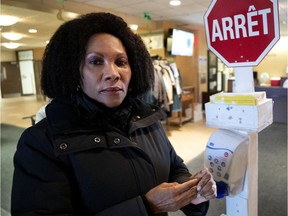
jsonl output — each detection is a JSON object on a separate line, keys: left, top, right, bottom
{"left": 205, "top": 129, "right": 248, "bottom": 198}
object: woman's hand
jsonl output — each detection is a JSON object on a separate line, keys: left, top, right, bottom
{"left": 144, "top": 179, "right": 199, "bottom": 213}
{"left": 190, "top": 168, "right": 217, "bottom": 205}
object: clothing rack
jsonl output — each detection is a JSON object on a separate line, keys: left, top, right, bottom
{"left": 143, "top": 58, "right": 195, "bottom": 126}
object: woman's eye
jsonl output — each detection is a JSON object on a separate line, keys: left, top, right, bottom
{"left": 88, "top": 58, "right": 103, "bottom": 65}
{"left": 116, "top": 58, "right": 128, "bottom": 67}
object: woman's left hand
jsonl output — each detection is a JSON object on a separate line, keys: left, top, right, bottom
{"left": 190, "top": 168, "right": 217, "bottom": 205}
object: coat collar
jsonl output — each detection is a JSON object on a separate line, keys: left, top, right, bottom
{"left": 45, "top": 95, "right": 166, "bottom": 136}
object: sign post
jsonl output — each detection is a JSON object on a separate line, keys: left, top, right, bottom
{"left": 204, "top": 0, "right": 280, "bottom": 215}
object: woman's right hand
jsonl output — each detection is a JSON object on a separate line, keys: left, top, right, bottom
{"left": 144, "top": 179, "right": 199, "bottom": 213}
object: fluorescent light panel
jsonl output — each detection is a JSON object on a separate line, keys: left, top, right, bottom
{"left": 2, "top": 42, "right": 21, "bottom": 49}
{"left": 2, "top": 32, "right": 23, "bottom": 41}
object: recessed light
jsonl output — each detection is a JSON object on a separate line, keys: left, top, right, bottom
{"left": 28, "top": 29, "right": 37, "bottom": 33}
{"left": 129, "top": 24, "right": 138, "bottom": 31}
{"left": 0, "top": 15, "right": 19, "bottom": 26}
{"left": 170, "top": 0, "right": 181, "bottom": 6}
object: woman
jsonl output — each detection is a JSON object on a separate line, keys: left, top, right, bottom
{"left": 11, "top": 12, "right": 216, "bottom": 215}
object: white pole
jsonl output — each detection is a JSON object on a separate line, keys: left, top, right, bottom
{"left": 226, "top": 66, "right": 258, "bottom": 216}
{"left": 226, "top": 132, "right": 258, "bottom": 216}
{"left": 234, "top": 67, "right": 255, "bottom": 93}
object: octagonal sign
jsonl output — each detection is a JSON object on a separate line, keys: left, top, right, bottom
{"left": 204, "top": 0, "right": 280, "bottom": 67}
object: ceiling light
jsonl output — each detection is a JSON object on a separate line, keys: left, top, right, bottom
{"left": 169, "top": 0, "right": 181, "bottom": 6}
{"left": 2, "top": 42, "right": 21, "bottom": 49}
{"left": 129, "top": 24, "right": 138, "bottom": 31}
{"left": 0, "top": 15, "right": 19, "bottom": 26}
{"left": 2, "top": 32, "right": 23, "bottom": 41}
{"left": 65, "top": 12, "right": 79, "bottom": 19}
{"left": 28, "top": 29, "right": 37, "bottom": 33}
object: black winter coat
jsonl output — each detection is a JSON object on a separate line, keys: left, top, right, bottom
{"left": 11, "top": 96, "right": 209, "bottom": 216}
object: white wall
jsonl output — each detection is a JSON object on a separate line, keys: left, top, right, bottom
{"left": 254, "top": 36, "right": 288, "bottom": 78}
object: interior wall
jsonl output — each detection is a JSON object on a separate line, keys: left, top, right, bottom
{"left": 160, "top": 21, "right": 200, "bottom": 102}
{"left": 1, "top": 47, "right": 45, "bottom": 62}
{"left": 1, "top": 61, "right": 22, "bottom": 97}
{"left": 198, "top": 28, "right": 209, "bottom": 103}
{"left": 33, "top": 47, "right": 45, "bottom": 61}
{"left": 1, "top": 50, "right": 17, "bottom": 62}
{"left": 199, "top": 27, "right": 208, "bottom": 57}
{"left": 253, "top": 36, "right": 288, "bottom": 78}
{"left": 1, "top": 48, "right": 45, "bottom": 99}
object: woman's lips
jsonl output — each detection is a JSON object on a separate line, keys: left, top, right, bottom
{"left": 101, "top": 87, "right": 123, "bottom": 93}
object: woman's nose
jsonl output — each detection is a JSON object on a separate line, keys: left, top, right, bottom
{"left": 104, "top": 64, "right": 120, "bottom": 81}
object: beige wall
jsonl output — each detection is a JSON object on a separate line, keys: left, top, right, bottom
{"left": 1, "top": 50, "right": 17, "bottom": 62}
{"left": 199, "top": 27, "right": 208, "bottom": 57}
{"left": 254, "top": 36, "right": 288, "bottom": 78}
{"left": 198, "top": 28, "right": 208, "bottom": 101}
{"left": 33, "top": 48, "right": 45, "bottom": 61}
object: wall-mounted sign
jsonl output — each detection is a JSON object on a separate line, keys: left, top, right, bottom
{"left": 141, "top": 34, "right": 164, "bottom": 50}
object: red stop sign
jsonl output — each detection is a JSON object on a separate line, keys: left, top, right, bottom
{"left": 204, "top": 0, "right": 280, "bottom": 67}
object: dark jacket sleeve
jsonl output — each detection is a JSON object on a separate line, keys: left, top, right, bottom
{"left": 168, "top": 141, "right": 209, "bottom": 216}
{"left": 11, "top": 128, "right": 77, "bottom": 215}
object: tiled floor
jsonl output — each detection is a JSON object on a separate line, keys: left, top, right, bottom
{"left": 1, "top": 95, "right": 47, "bottom": 128}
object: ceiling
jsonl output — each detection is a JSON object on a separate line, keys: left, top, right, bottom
{"left": 1, "top": 0, "right": 287, "bottom": 51}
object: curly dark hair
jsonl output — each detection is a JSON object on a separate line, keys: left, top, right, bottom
{"left": 41, "top": 12, "right": 154, "bottom": 99}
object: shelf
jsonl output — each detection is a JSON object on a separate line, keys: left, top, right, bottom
{"left": 167, "top": 86, "right": 195, "bottom": 127}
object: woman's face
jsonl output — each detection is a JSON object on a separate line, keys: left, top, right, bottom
{"left": 81, "top": 33, "right": 132, "bottom": 108}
